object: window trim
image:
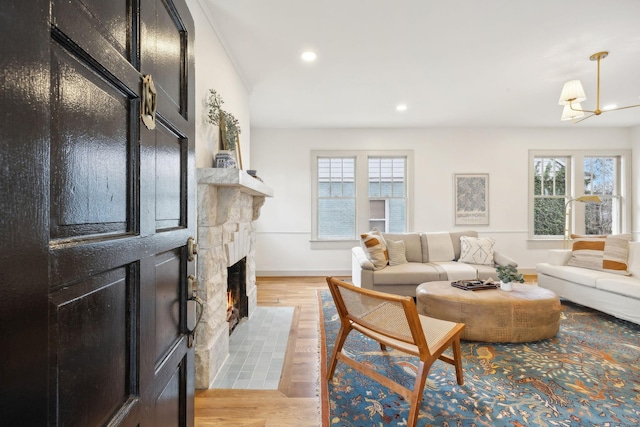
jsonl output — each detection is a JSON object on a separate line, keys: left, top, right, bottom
{"left": 311, "top": 150, "right": 414, "bottom": 245}
{"left": 528, "top": 149, "right": 631, "bottom": 240}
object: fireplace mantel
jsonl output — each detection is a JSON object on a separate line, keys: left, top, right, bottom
{"left": 197, "top": 168, "right": 273, "bottom": 197}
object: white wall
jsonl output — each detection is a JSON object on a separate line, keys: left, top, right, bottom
{"left": 632, "top": 125, "right": 640, "bottom": 238}
{"left": 187, "top": 0, "right": 251, "bottom": 169}
{"left": 251, "top": 127, "right": 633, "bottom": 275}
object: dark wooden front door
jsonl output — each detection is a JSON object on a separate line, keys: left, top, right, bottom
{"left": 1, "top": 0, "right": 196, "bottom": 425}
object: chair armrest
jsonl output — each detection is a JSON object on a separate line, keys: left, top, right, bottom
{"left": 352, "top": 246, "right": 375, "bottom": 271}
{"left": 493, "top": 251, "right": 517, "bottom": 267}
{"left": 548, "top": 249, "right": 572, "bottom": 266}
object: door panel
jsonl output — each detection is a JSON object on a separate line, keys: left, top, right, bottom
{"left": 156, "top": 361, "right": 187, "bottom": 427}
{"left": 154, "top": 249, "right": 182, "bottom": 364}
{"left": 141, "top": 0, "right": 188, "bottom": 117}
{"left": 50, "top": 42, "right": 133, "bottom": 239}
{"left": 49, "top": 267, "right": 133, "bottom": 426}
{"left": 155, "top": 2, "right": 183, "bottom": 111}
{"left": 155, "top": 123, "right": 186, "bottom": 230}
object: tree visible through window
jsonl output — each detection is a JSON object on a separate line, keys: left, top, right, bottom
{"left": 531, "top": 152, "right": 623, "bottom": 238}
{"left": 583, "top": 157, "right": 617, "bottom": 235}
{"left": 533, "top": 156, "right": 567, "bottom": 236}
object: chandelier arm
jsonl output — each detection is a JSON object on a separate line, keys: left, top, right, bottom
{"left": 572, "top": 113, "right": 596, "bottom": 124}
{"left": 569, "top": 103, "right": 595, "bottom": 113}
{"left": 603, "top": 103, "right": 640, "bottom": 112}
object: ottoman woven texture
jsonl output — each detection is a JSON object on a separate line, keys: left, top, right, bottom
{"left": 416, "top": 281, "right": 561, "bottom": 343}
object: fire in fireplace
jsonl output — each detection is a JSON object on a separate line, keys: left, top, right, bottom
{"left": 226, "top": 257, "right": 248, "bottom": 334}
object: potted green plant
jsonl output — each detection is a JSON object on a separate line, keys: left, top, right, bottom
{"left": 495, "top": 265, "right": 524, "bottom": 291}
{"left": 206, "top": 89, "right": 241, "bottom": 152}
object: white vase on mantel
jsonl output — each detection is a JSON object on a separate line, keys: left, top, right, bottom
{"left": 500, "top": 281, "right": 513, "bottom": 292}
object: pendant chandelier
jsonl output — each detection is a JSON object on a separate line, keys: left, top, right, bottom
{"left": 558, "top": 51, "right": 640, "bottom": 123}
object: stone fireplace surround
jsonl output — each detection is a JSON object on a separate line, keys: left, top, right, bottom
{"left": 195, "top": 168, "right": 273, "bottom": 389}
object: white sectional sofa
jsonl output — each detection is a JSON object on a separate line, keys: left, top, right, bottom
{"left": 351, "top": 230, "right": 518, "bottom": 296}
{"left": 537, "top": 242, "right": 640, "bottom": 325}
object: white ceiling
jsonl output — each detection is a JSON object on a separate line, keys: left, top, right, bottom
{"left": 201, "top": 0, "right": 640, "bottom": 129}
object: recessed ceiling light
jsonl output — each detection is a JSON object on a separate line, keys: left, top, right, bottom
{"left": 396, "top": 104, "right": 408, "bottom": 112}
{"left": 301, "top": 51, "right": 317, "bottom": 62}
{"left": 602, "top": 104, "right": 617, "bottom": 111}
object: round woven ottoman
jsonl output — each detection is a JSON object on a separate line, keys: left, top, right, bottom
{"left": 416, "top": 281, "right": 561, "bottom": 343}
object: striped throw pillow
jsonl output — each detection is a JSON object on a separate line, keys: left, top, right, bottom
{"left": 567, "top": 234, "right": 632, "bottom": 275}
{"left": 360, "top": 229, "right": 388, "bottom": 270}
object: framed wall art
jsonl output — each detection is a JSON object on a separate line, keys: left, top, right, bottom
{"left": 454, "top": 173, "right": 489, "bottom": 225}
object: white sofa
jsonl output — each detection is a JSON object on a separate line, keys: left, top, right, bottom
{"left": 536, "top": 242, "right": 640, "bottom": 325}
{"left": 351, "top": 230, "right": 518, "bottom": 296}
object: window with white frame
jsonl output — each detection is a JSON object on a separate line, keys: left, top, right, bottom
{"left": 529, "top": 150, "right": 629, "bottom": 239}
{"left": 583, "top": 156, "right": 621, "bottom": 235}
{"left": 317, "top": 157, "right": 356, "bottom": 239}
{"left": 312, "top": 151, "right": 412, "bottom": 242}
{"left": 368, "top": 157, "right": 406, "bottom": 233}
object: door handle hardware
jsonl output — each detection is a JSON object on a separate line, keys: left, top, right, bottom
{"left": 141, "top": 74, "right": 157, "bottom": 130}
{"left": 187, "top": 236, "right": 198, "bottom": 262}
{"left": 186, "top": 274, "right": 203, "bottom": 348}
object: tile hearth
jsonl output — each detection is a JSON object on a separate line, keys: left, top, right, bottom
{"left": 212, "top": 306, "right": 294, "bottom": 389}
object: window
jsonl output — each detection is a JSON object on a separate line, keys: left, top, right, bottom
{"left": 317, "top": 157, "right": 355, "bottom": 239}
{"left": 529, "top": 150, "right": 629, "bottom": 239}
{"left": 532, "top": 156, "right": 568, "bottom": 237}
{"left": 368, "top": 157, "right": 406, "bottom": 232}
{"left": 312, "top": 151, "right": 413, "bottom": 242}
{"left": 583, "top": 156, "right": 620, "bottom": 235}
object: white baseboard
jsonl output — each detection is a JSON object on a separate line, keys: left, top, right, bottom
{"left": 256, "top": 268, "right": 537, "bottom": 277}
{"left": 256, "top": 270, "right": 351, "bottom": 277}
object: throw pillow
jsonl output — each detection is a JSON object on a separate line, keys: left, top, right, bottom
{"left": 360, "top": 229, "right": 388, "bottom": 270}
{"left": 458, "top": 236, "right": 495, "bottom": 266}
{"left": 567, "top": 234, "right": 632, "bottom": 275}
{"left": 386, "top": 239, "right": 408, "bottom": 266}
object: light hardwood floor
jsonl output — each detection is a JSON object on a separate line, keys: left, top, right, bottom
{"left": 194, "top": 274, "right": 537, "bottom": 426}
{"left": 194, "top": 276, "right": 335, "bottom": 427}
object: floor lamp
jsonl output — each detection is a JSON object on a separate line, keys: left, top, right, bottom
{"left": 564, "top": 195, "right": 602, "bottom": 249}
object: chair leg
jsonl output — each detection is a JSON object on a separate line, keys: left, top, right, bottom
{"left": 451, "top": 338, "right": 464, "bottom": 385}
{"left": 407, "top": 360, "right": 430, "bottom": 427}
{"left": 327, "top": 323, "right": 351, "bottom": 380}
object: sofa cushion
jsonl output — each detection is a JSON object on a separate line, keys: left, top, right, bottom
{"left": 595, "top": 276, "right": 640, "bottom": 300}
{"left": 382, "top": 232, "right": 422, "bottom": 263}
{"left": 627, "top": 242, "right": 640, "bottom": 277}
{"left": 421, "top": 232, "right": 455, "bottom": 262}
{"left": 567, "top": 234, "right": 632, "bottom": 275}
{"left": 536, "top": 263, "right": 605, "bottom": 288}
{"left": 430, "top": 261, "right": 478, "bottom": 282}
{"left": 360, "top": 229, "right": 388, "bottom": 270}
{"left": 459, "top": 236, "right": 495, "bottom": 266}
{"left": 373, "top": 262, "right": 444, "bottom": 285}
{"left": 386, "top": 239, "right": 408, "bottom": 266}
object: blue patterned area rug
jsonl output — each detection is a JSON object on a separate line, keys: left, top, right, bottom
{"left": 318, "top": 290, "right": 640, "bottom": 427}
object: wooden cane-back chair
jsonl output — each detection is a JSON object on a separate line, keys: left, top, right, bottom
{"left": 325, "top": 277, "right": 465, "bottom": 427}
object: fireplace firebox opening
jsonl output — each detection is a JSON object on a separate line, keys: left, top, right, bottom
{"left": 226, "top": 257, "right": 248, "bottom": 334}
